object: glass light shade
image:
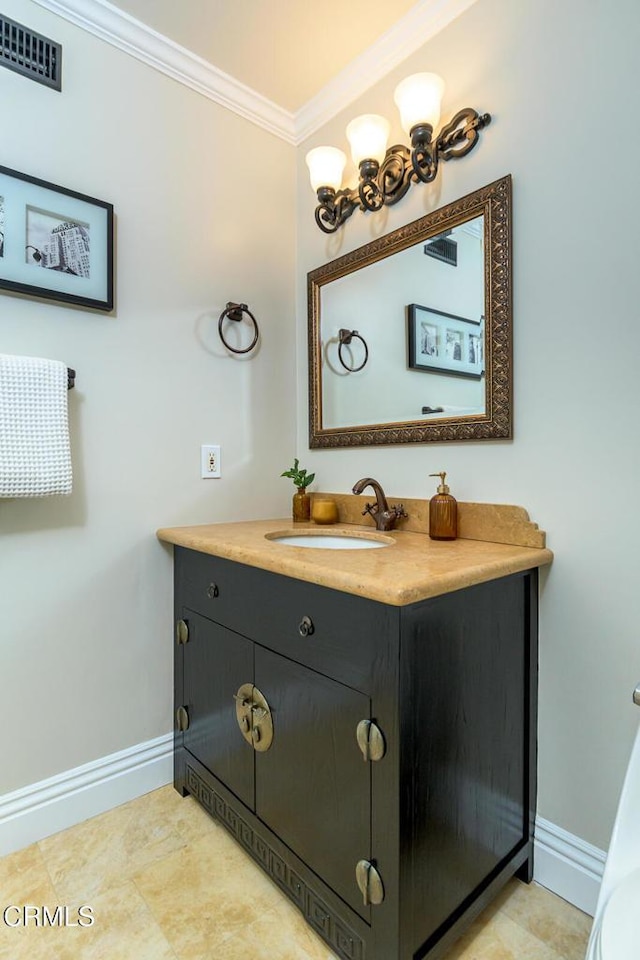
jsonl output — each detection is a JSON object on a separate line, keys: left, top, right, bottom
{"left": 305, "top": 146, "right": 346, "bottom": 192}
{"left": 345, "top": 114, "right": 390, "bottom": 166}
{"left": 394, "top": 73, "right": 445, "bottom": 134}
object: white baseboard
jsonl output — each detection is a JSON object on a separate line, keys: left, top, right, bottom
{"left": 0, "top": 733, "right": 173, "bottom": 857}
{"left": 534, "top": 816, "right": 606, "bottom": 916}
{"left": 0, "top": 741, "right": 606, "bottom": 918}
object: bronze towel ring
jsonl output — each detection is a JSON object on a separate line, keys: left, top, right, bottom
{"left": 338, "top": 328, "right": 368, "bottom": 372}
{"left": 218, "top": 302, "right": 259, "bottom": 355}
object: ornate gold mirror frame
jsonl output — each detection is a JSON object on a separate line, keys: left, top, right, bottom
{"left": 308, "top": 175, "right": 512, "bottom": 447}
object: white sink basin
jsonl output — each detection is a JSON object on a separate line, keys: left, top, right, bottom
{"left": 266, "top": 531, "right": 392, "bottom": 550}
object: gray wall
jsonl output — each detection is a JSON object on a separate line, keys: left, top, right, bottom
{"left": 1, "top": 0, "right": 296, "bottom": 794}
{"left": 296, "top": 0, "right": 640, "bottom": 849}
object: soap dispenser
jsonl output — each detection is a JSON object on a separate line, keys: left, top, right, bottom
{"left": 428, "top": 472, "right": 457, "bottom": 540}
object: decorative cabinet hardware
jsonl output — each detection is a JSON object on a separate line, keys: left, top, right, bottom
{"left": 176, "top": 705, "right": 190, "bottom": 732}
{"left": 175, "top": 619, "right": 189, "bottom": 645}
{"left": 206, "top": 582, "right": 219, "bottom": 599}
{"left": 234, "top": 683, "right": 274, "bottom": 752}
{"left": 298, "top": 615, "right": 315, "bottom": 637}
{"left": 355, "top": 859, "right": 385, "bottom": 906}
{"left": 249, "top": 688, "right": 273, "bottom": 752}
{"left": 356, "top": 719, "right": 386, "bottom": 762}
{"left": 234, "top": 683, "right": 254, "bottom": 740}
{"left": 634, "top": 682, "right": 640, "bottom": 707}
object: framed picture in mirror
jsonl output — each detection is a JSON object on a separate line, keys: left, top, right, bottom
{"left": 407, "top": 304, "right": 483, "bottom": 378}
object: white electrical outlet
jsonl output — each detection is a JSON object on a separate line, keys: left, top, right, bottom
{"left": 201, "top": 445, "right": 221, "bottom": 478}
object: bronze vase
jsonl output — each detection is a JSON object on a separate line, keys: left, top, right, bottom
{"left": 292, "top": 488, "right": 311, "bottom": 522}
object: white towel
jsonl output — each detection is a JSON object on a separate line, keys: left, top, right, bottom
{"left": 0, "top": 354, "right": 72, "bottom": 497}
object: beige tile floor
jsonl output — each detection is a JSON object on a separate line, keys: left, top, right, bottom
{"left": 0, "top": 785, "right": 592, "bottom": 960}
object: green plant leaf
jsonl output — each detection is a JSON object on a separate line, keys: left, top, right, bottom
{"left": 281, "top": 458, "right": 314, "bottom": 489}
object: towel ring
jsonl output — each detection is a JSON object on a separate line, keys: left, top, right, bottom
{"left": 218, "top": 302, "right": 259, "bottom": 355}
{"left": 338, "top": 328, "right": 368, "bottom": 372}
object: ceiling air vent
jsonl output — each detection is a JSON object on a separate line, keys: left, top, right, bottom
{"left": 0, "top": 14, "right": 61, "bottom": 90}
{"left": 424, "top": 233, "right": 457, "bottom": 267}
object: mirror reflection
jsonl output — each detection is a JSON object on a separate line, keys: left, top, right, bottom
{"left": 308, "top": 175, "right": 512, "bottom": 447}
{"left": 321, "top": 215, "right": 485, "bottom": 429}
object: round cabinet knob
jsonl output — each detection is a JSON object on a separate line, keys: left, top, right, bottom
{"left": 298, "top": 615, "right": 315, "bottom": 637}
{"left": 175, "top": 619, "right": 189, "bottom": 645}
{"left": 206, "top": 583, "right": 219, "bottom": 599}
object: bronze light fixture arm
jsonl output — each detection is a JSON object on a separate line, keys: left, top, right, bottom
{"left": 437, "top": 109, "right": 492, "bottom": 160}
{"left": 307, "top": 73, "right": 492, "bottom": 234}
{"left": 411, "top": 109, "right": 491, "bottom": 181}
{"left": 314, "top": 186, "right": 359, "bottom": 234}
{"left": 357, "top": 158, "right": 384, "bottom": 211}
{"left": 312, "top": 109, "right": 491, "bottom": 234}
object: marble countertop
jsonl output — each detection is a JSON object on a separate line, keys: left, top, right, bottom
{"left": 156, "top": 515, "right": 553, "bottom": 607}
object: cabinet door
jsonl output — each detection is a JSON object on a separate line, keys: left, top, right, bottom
{"left": 254, "top": 645, "right": 371, "bottom": 920}
{"left": 181, "top": 610, "right": 254, "bottom": 810}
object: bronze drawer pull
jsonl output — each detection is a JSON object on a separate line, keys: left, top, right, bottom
{"left": 206, "top": 583, "right": 219, "bottom": 599}
{"left": 298, "top": 615, "right": 314, "bottom": 637}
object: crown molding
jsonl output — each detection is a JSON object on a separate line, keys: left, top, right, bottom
{"left": 31, "top": 0, "right": 297, "bottom": 144}
{"left": 32, "top": 0, "right": 479, "bottom": 147}
{"left": 294, "top": 0, "right": 480, "bottom": 143}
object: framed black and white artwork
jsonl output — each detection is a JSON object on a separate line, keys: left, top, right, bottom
{"left": 0, "top": 165, "right": 113, "bottom": 311}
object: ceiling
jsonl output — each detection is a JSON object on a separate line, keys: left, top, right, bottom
{"left": 106, "top": 0, "right": 419, "bottom": 113}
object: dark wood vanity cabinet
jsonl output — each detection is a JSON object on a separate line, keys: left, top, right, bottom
{"left": 172, "top": 546, "right": 538, "bottom": 960}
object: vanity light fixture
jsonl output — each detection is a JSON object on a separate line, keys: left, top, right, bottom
{"left": 305, "top": 73, "right": 491, "bottom": 234}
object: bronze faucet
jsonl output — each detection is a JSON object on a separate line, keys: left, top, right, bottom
{"left": 351, "top": 477, "right": 408, "bottom": 531}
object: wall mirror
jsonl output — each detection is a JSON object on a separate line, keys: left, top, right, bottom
{"left": 308, "top": 175, "right": 512, "bottom": 447}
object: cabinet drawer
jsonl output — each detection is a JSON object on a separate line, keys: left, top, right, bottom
{"left": 175, "top": 547, "right": 397, "bottom": 692}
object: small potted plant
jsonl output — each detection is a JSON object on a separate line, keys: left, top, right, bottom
{"left": 281, "top": 458, "right": 315, "bottom": 522}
